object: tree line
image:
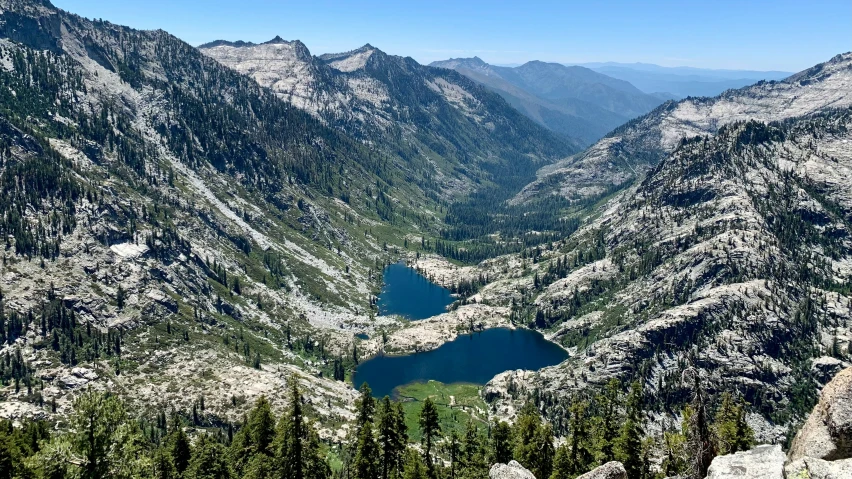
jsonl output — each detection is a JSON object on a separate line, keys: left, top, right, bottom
{"left": 1, "top": 377, "right": 755, "bottom": 479}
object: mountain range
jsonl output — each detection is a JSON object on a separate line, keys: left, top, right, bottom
{"left": 1, "top": 0, "right": 852, "bottom": 475}
{"left": 430, "top": 57, "right": 667, "bottom": 145}
{"left": 577, "top": 62, "right": 794, "bottom": 98}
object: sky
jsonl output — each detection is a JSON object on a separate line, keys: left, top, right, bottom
{"left": 53, "top": 0, "right": 851, "bottom": 72}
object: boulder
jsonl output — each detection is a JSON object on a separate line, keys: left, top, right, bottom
{"left": 575, "top": 461, "right": 627, "bottom": 479}
{"left": 705, "top": 444, "right": 785, "bottom": 479}
{"left": 788, "top": 367, "right": 852, "bottom": 461}
{"left": 489, "top": 460, "right": 536, "bottom": 479}
{"left": 785, "top": 457, "right": 852, "bottom": 479}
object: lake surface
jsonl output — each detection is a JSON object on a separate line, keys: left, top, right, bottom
{"left": 377, "top": 263, "right": 455, "bottom": 320}
{"left": 353, "top": 328, "right": 569, "bottom": 398}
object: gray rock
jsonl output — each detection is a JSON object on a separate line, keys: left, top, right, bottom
{"left": 575, "top": 461, "right": 627, "bottom": 479}
{"left": 812, "top": 356, "right": 845, "bottom": 385}
{"left": 785, "top": 457, "right": 852, "bottom": 479}
{"left": 58, "top": 374, "right": 89, "bottom": 389}
{"left": 489, "top": 460, "right": 536, "bottom": 479}
{"left": 705, "top": 444, "right": 785, "bottom": 479}
{"left": 789, "top": 367, "right": 852, "bottom": 461}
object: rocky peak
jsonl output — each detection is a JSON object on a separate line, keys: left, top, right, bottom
{"left": 320, "top": 44, "right": 382, "bottom": 72}
{"left": 262, "top": 35, "right": 287, "bottom": 45}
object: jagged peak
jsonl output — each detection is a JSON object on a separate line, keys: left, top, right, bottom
{"left": 785, "top": 51, "right": 852, "bottom": 84}
{"left": 262, "top": 35, "right": 288, "bottom": 45}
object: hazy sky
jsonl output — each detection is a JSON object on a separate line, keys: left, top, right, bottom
{"left": 53, "top": 0, "right": 851, "bottom": 71}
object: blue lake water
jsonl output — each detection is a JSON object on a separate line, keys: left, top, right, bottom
{"left": 377, "top": 263, "right": 455, "bottom": 320}
{"left": 353, "top": 327, "right": 569, "bottom": 398}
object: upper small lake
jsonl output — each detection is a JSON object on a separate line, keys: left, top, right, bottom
{"left": 377, "top": 263, "right": 455, "bottom": 320}
{"left": 353, "top": 328, "right": 569, "bottom": 398}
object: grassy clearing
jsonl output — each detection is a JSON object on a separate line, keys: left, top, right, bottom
{"left": 395, "top": 380, "right": 488, "bottom": 442}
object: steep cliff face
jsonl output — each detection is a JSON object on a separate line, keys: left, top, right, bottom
{"left": 514, "top": 53, "right": 852, "bottom": 204}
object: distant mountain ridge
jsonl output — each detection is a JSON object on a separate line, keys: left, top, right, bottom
{"left": 575, "top": 61, "right": 794, "bottom": 98}
{"left": 430, "top": 56, "right": 666, "bottom": 145}
{"left": 515, "top": 52, "right": 852, "bottom": 204}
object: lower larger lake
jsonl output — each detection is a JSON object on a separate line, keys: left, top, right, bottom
{"left": 377, "top": 262, "right": 455, "bottom": 320}
{"left": 353, "top": 328, "right": 569, "bottom": 398}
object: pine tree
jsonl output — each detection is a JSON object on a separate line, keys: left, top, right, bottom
{"left": 152, "top": 446, "right": 178, "bottom": 479}
{"left": 403, "top": 448, "right": 428, "bottom": 479}
{"left": 229, "top": 396, "right": 275, "bottom": 476}
{"left": 459, "top": 419, "right": 488, "bottom": 479}
{"left": 276, "top": 379, "right": 304, "bottom": 479}
{"left": 186, "top": 435, "right": 230, "bottom": 479}
{"left": 592, "top": 378, "right": 621, "bottom": 463}
{"left": 419, "top": 397, "right": 441, "bottom": 479}
{"left": 354, "top": 420, "right": 379, "bottom": 479}
{"left": 713, "top": 393, "right": 754, "bottom": 455}
{"left": 378, "top": 396, "right": 406, "bottom": 479}
{"left": 491, "top": 421, "right": 513, "bottom": 465}
{"left": 116, "top": 285, "right": 126, "bottom": 310}
{"left": 166, "top": 415, "right": 192, "bottom": 476}
{"left": 533, "top": 424, "right": 555, "bottom": 479}
{"left": 565, "top": 399, "right": 594, "bottom": 476}
{"left": 616, "top": 381, "right": 645, "bottom": 478}
{"left": 683, "top": 372, "right": 714, "bottom": 479}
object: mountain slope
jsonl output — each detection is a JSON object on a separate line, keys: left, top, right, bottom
{"left": 430, "top": 57, "right": 665, "bottom": 145}
{"left": 448, "top": 108, "right": 852, "bottom": 439}
{"left": 0, "top": 0, "right": 467, "bottom": 426}
{"left": 515, "top": 53, "right": 852, "bottom": 203}
{"left": 201, "top": 40, "right": 579, "bottom": 200}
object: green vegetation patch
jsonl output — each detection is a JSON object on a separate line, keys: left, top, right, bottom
{"left": 395, "top": 380, "right": 487, "bottom": 441}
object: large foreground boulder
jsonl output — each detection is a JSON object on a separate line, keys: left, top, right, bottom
{"left": 788, "top": 367, "right": 852, "bottom": 461}
{"left": 705, "top": 444, "right": 785, "bottom": 479}
{"left": 489, "top": 460, "right": 536, "bottom": 479}
{"left": 575, "top": 461, "right": 627, "bottom": 479}
{"left": 785, "top": 457, "right": 852, "bottom": 479}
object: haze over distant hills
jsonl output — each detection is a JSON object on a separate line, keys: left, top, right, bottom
{"left": 430, "top": 57, "right": 666, "bottom": 145}
{"left": 574, "top": 61, "right": 793, "bottom": 98}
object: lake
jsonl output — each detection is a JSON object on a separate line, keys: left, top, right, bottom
{"left": 377, "top": 262, "right": 455, "bottom": 320}
{"left": 353, "top": 327, "right": 569, "bottom": 398}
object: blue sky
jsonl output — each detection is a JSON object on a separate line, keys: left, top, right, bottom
{"left": 53, "top": 0, "right": 850, "bottom": 71}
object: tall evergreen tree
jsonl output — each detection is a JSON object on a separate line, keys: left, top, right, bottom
{"left": 166, "top": 415, "right": 192, "bottom": 476}
{"left": 402, "top": 449, "right": 428, "bottom": 479}
{"left": 592, "top": 378, "right": 621, "bottom": 463}
{"left": 229, "top": 397, "right": 275, "bottom": 477}
{"left": 377, "top": 396, "right": 406, "bottom": 479}
{"left": 186, "top": 435, "right": 230, "bottom": 479}
{"left": 616, "top": 381, "right": 645, "bottom": 479}
{"left": 276, "top": 379, "right": 304, "bottom": 479}
{"left": 419, "top": 398, "right": 441, "bottom": 479}
{"left": 491, "top": 421, "right": 513, "bottom": 465}
{"left": 683, "top": 372, "right": 714, "bottom": 479}
{"left": 564, "top": 399, "right": 594, "bottom": 476}
{"left": 353, "top": 383, "right": 379, "bottom": 479}
{"left": 713, "top": 393, "right": 754, "bottom": 456}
